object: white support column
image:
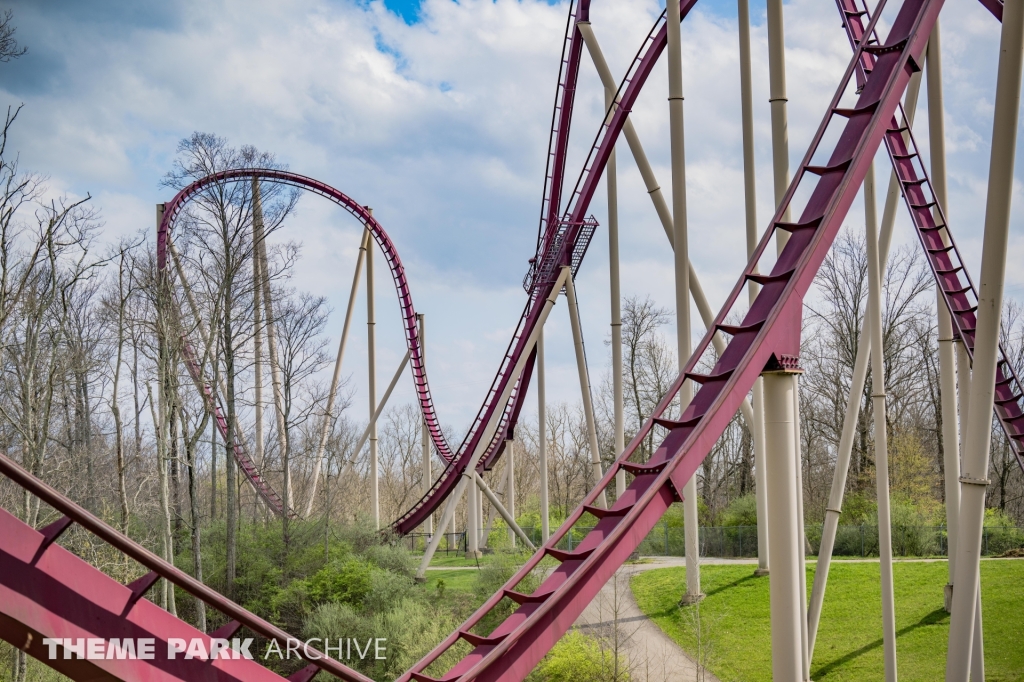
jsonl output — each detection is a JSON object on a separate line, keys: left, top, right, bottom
{"left": 566, "top": 273, "right": 609, "bottom": 509}
{"left": 927, "top": 23, "right": 962, "bottom": 613}
{"left": 450, "top": 505, "right": 458, "bottom": 552}
{"left": 951, "top": 339, "right": 970, "bottom": 591}
{"left": 474, "top": 471, "right": 534, "bottom": 549}
{"left": 866, "top": 162, "right": 899, "bottom": 682}
{"left": 606, "top": 76, "right": 626, "bottom": 501}
{"left": 767, "top": 0, "right": 792, "bottom": 238}
{"left": 506, "top": 440, "right": 516, "bottom": 546}
{"left": 419, "top": 314, "right": 432, "bottom": 536}
{"left": 538, "top": 329, "right": 550, "bottom": 542}
{"left": 467, "top": 471, "right": 481, "bottom": 558}
{"left": 667, "top": 0, "right": 701, "bottom": 605}
{"left": 305, "top": 228, "right": 370, "bottom": 518}
{"left": 737, "top": 0, "right": 769, "bottom": 578}
{"left": 792, "top": 377, "right": 810, "bottom": 682}
{"left": 807, "top": 71, "right": 924, "bottom": 659}
{"left": 764, "top": 369, "right": 803, "bottom": 682}
{"left": 366, "top": 215, "right": 379, "bottom": 530}
{"left": 947, "top": 3, "right": 1024, "bottom": 677}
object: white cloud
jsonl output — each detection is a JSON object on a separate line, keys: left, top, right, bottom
{"left": 2, "top": 0, "right": 1022, "bottom": 433}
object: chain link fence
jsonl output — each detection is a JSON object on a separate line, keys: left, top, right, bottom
{"left": 404, "top": 523, "right": 1024, "bottom": 559}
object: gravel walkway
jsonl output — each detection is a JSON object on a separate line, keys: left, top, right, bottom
{"left": 572, "top": 558, "right": 722, "bottom": 682}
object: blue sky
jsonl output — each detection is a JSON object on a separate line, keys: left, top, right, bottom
{"left": 2, "top": 0, "right": 1020, "bottom": 433}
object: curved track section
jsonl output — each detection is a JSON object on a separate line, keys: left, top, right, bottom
{"left": 157, "top": 170, "right": 460, "bottom": 517}
{"left": 836, "top": 0, "right": 1024, "bottom": 474}
{"left": 400, "top": 0, "right": 942, "bottom": 678}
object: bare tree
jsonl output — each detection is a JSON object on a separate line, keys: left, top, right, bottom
{"left": 0, "top": 9, "right": 27, "bottom": 63}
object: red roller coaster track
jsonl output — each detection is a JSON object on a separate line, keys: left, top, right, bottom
{"left": 0, "top": 0, "right": 1016, "bottom": 680}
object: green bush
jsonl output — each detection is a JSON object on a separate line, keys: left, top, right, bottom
{"left": 720, "top": 495, "right": 758, "bottom": 527}
{"left": 308, "top": 558, "right": 374, "bottom": 606}
{"left": 363, "top": 569, "right": 415, "bottom": 615}
{"left": 527, "top": 629, "right": 628, "bottom": 682}
{"left": 364, "top": 543, "right": 415, "bottom": 576}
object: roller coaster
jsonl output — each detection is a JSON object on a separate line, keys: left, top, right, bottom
{"left": 0, "top": 0, "right": 1019, "bottom": 679}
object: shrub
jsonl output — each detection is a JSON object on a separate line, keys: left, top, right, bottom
{"left": 363, "top": 569, "right": 416, "bottom": 615}
{"left": 527, "top": 630, "right": 628, "bottom": 682}
{"left": 308, "top": 558, "right": 374, "bottom": 606}
{"left": 364, "top": 543, "right": 415, "bottom": 576}
{"left": 720, "top": 495, "right": 758, "bottom": 527}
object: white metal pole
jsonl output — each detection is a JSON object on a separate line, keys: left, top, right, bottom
{"left": 971, "top": 587, "right": 985, "bottom": 681}
{"left": 807, "top": 71, "right": 923, "bottom": 657}
{"left": 737, "top": 0, "right": 769, "bottom": 578}
{"left": 366, "top": 214, "right": 379, "bottom": 530}
{"left": 866, "top": 161, "right": 899, "bottom": 682}
{"left": 926, "top": 25, "right": 963, "bottom": 612}
{"left": 764, "top": 369, "right": 802, "bottom": 681}
{"left": 767, "top": 0, "right": 792, "bottom": 240}
{"left": 792, "top": 377, "right": 810, "bottom": 681}
{"left": 474, "top": 471, "right": 533, "bottom": 549}
{"left": 950, "top": 339, "right": 970, "bottom": 597}
{"left": 667, "top": 0, "right": 701, "bottom": 604}
{"left": 305, "top": 228, "right": 370, "bottom": 518}
{"left": 565, "top": 273, "right": 609, "bottom": 509}
{"left": 348, "top": 352, "right": 411, "bottom": 466}
{"left": 954, "top": 342, "right": 985, "bottom": 680}
{"left": 467, "top": 469, "right": 481, "bottom": 558}
{"left": 538, "top": 329, "right": 550, "bottom": 542}
{"left": 604, "top": 69, "right": 627, "bottom": 501}
{"left": 947, "top": 2, "right": 1024, "bottom": 676}
{"left": 416, "top": 267, "right": 571, "bottom": 578}
{"left": 419, "top": 313, "right": 432, "bottom": 536}
{"left": 507, "top": 440, "right": 516, "bottom": 546}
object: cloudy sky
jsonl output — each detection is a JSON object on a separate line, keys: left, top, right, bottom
{"left": 1, "top": 0, "right": 1020, "bottom": 434}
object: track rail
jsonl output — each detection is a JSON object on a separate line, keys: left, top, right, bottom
{"left": 399, "top": 0, "right": 942, "bottom": 679}
{"left": 157, "top": 170, "right": 460, "bottom": 517}
{"left": 838, "top": 0, "right": 1024, "bottom": 472}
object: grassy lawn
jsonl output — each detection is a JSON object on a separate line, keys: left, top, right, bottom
{"left": 422, "top": 553, "right": 486, "bottom": 568}
{"left": 422, "top": 568, "right": 480, "bottom": 594}
{"left": 632, "top": 559, "right": 1024, "bottom": 682}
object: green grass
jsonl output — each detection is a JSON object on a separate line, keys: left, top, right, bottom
{"left": 423, "top": 553, "right": 486, "bottom": 568}
{"left": 631, "top": 559, "right": 1024, "bottom": 682}
{"left": 422, "top": 568, "right": 480, "bottom": 594}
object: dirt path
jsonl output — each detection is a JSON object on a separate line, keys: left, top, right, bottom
{"left": 572, "top": 559, "right": 721, "bottom": 682}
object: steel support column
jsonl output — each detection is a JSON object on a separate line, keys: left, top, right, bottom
{"left": 420, "top": 314, "right": 433, "bottom": 536}
{"left": 926, "top": 24, "right": 962, "bottom": 613}
{"left": 539, "top": 329, "right": 550, "bottom": 542}
{"left": 366, "top": 222, "right": 380, "bottom": 530}
{"left": 667, "top": 0, "right": 701, "bottom": 604}
{"left": 767, "top": 0, "right": 792, "bottom": 234}
{"left": 866, "top": 161, "right": 899, "bottom": 682}
{"left": 738, "top": 0, "right": 769, "bottom": 577}
{"left": 808, "top": 70, "right": 923, "bottom": 658}
{"left": 306, "top": 228, "right": 370, "bottom": 517}
{"left": 507, "top": 440, "right": 516, "bottom": 546}
{"left": 566, "top": 273, "right": 608, "bottom": 509}
{"left": 947, "top": 2, "right": 1024, "bottom": 676}
{"left": 765, "top": 369, "right": 802, "bottom": 682}
{"left": 467, "top": 471, "right": 481, "bottom": 559}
